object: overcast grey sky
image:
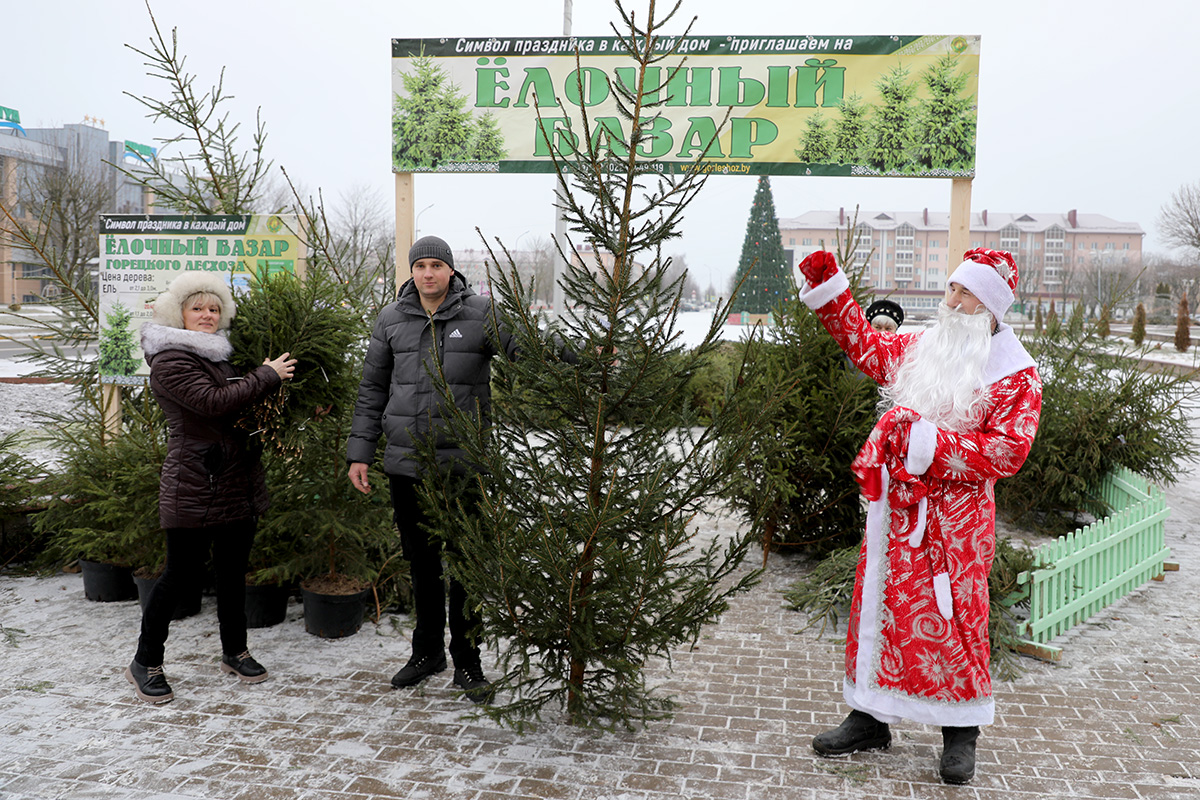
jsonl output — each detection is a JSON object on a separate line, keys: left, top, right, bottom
{"left": 8, "top": 0, "right": 1199, "bottom": 288}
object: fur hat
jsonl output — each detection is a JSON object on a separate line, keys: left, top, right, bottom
{"left": 151, "top": 271, "right": 237, "bottom": 331}
{"left": 408, "top": 235, "right": 454, "bottom": 269}
{"left": 949, "top": 248, "right": 1019, "bottom": 320}
{"left": 865, "top": 299, "right": 904, "bottom": 329}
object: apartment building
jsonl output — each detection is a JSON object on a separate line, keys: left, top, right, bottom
{"left": 454, "top": 243, "right": 644, "bottom": 307}
{"left": 779, "top": 208, "right": 1144, "bottom": 319}
{"left": 1, "top": 110, "right": 151, "bottom": 304}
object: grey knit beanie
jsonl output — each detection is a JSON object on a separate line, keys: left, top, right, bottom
{"left": 408, "top": 235, "right": 454, "bottom": 269}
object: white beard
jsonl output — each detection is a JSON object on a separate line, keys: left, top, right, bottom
{"left": 881, "top": 303, "right": 994, "bottom": 432}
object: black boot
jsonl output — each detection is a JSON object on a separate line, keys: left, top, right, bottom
{"left": 812, "top": 709, "right": 891, "bottom": 756}
{"left": 940, "top": 726, "right": 980, "bottom": 784}
{"left": 125, "top": 660, "right": 174, "bottom": 704}
{"left": 390, "top": 650, "right": 447, "bottom": 688}
{"left": 220, "top": 651, "right": 269, "bottom": 684}
{"left": 452, "top": 660, "right": 495, "bottom": 705}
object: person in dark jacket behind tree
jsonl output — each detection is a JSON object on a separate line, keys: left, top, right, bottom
{"left": 124, "top": 271, "right": 296, "bottom": 704}
{"left": 347, "top": 235, "right": 518, "bottom": 705}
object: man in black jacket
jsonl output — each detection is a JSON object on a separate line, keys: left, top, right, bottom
{"left": 347, "top": 235, "right": 516, "bottom": 704}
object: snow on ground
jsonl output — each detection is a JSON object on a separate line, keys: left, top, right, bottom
{"left": 2, "top": 315, "right": 1200, "bottom": 799}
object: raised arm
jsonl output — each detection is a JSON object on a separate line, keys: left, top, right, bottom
{"left": 796, "top": 251, "right": 912, "bottom": 385}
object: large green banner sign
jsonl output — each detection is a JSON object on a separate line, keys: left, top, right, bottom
{"left": 391, "top": 35, "right": 980, "bottom": 177}
{"left": 97, "top": 214, "right": 302, "bottom": 384}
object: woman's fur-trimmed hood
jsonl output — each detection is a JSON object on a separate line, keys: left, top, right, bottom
{"left": 151, "top": 271, "right": 237, "bottom": 331}
{"left": 140, "top": 321, "right": 233, "bottom": 363}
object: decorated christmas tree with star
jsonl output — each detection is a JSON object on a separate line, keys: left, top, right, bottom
{"left": 730, "top": 176, "right": 792, "bottom": 315}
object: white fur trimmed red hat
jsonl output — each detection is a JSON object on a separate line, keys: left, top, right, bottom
{"left": 949, "top": 248, "right": 1019, "bottom": 320}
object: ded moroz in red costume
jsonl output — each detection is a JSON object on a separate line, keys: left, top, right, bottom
{"left": 798, "top": 249, "right": 1041, "bottom": 728}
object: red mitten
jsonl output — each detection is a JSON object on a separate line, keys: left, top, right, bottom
{"left": 797, "top": 251, "right": 838, "bottom": 286}
{"left": 852, "top": 406, "right": 920, "bottom": 501}
{"left": 881, "top": 407, "right": 920, "bottom": 460}
{"left": 856, "top": 459, "right": 883, "bottom": 501}
{"left": 851, "top": 419, "right": 889, "bottom": 501}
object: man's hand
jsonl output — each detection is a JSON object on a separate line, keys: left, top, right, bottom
{"left": 348, "top": 462, "right": 372, "bottom": 494}
{"left": 797, "top": 251, "right": 838, "bottom": 287}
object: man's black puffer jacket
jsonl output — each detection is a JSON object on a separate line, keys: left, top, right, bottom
{"left": 347, "top": 272, "right": 517, "bottom": 477}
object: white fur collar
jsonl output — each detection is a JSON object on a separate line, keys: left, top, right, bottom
{"left": 140, "top": 321, "right": 233, "bottom": 363}
{"left": 982, "top": 323, "right": 1037, "bottom": 385}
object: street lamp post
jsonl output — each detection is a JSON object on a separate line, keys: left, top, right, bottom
{"left": 415, "top": 203, "right": 434, "bottom": 239}
{"left": 549, "top": 0, "right": 573, "bottom": 319}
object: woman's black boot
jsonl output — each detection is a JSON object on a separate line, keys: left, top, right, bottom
{"left": 220, "top": 650, "right": 269, "bottom": 683}
{"left": 940, "top": 725, "right": 980, "bottom": 784}
{"left": 812, "top": 709, "right": 891, "bottom": 756}
{"left": 125, "top": 660, "right": 174, "bottom": 704}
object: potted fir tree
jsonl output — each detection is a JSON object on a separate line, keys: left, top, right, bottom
{"left": 257, "top": 421, "right": 398, "bottom": 638}
{"left": 35, "top": 395, "right": 169, "bottom": 602}
{"left": 228, "top": 267, "right": 398, "bottom": 638}
{"left": 0, "top": 433, "right": 43, "bottom": 567}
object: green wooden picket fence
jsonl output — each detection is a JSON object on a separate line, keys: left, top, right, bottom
{"left": 1014, "top": 467, "right": 1172, "bottom": 660}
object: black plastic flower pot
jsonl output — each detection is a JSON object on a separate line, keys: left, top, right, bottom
{"left": 244, "top": 582, "right": 291, "bottom": 629}
{"left": 300, "top": 580, "right": 370, "bottom": 639}
{"left": 79, "top": 560, "right": 137, "bottom": 602}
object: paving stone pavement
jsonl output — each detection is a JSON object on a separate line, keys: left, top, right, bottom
{"left": 1, "top": 478, "right": 1197, "bottom": 800}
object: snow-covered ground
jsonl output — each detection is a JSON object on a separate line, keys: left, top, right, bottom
{"left": 2, "top": 307, "right": 1199, "bottom": 799}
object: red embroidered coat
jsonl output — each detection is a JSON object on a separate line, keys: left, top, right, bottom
{"left": 800, "top": 271, "right": 1042, "bottom": 727}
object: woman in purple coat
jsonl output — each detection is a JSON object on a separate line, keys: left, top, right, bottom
{"left": 124, "top": 272, "right": 295, "bottom": 704}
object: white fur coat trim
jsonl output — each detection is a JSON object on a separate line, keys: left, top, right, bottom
{"left": 982, "top": 323, "right": 1036, "bottom": 386}
{"left": 140, "top": 321, "right": 233, "bottom": 363}
{"left": 797, "top": 269, "right": 850, "bottom": 310}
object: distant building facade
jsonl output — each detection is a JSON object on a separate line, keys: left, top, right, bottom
{"left": 779, "top": 208, "right": 1145, "bottom": 319}
{"left": 1, "top": 112, "right": 152, "bottom": 304}
{"left": 453, "top": 243, "right": 644, "bottom": 309}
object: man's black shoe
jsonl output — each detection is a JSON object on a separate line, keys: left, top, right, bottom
{"left": 939, "top": 725, "right": 979, "bottom": 784}
{"left": 125, "top": 660, "right": 174, "bottom": 704}
{"left": 220, "top": 651, "right": 269, "bottom": 684}
{"left": 453, "top": 663, "right": 495, "bottom": 705}
{"left": 390, "top": 651, "right": 447, "bottom": 688}
{"left": 812, "top": 709, "right": 891, "bottom": 756}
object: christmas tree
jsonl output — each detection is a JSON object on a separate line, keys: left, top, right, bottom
{"left": 730, "top": 176, "right": 791, "bottom": 315}
{"left": 795, "top": 113, "right": 835, "bottom": 164}
{"left": 97, "top": 302, "right": 139, "bottom": 377}
{"left": 866, "top": 65, "right": 918, "bottom": 173}
{"left": 392, "top": 55, "right": 507, "bottom": 170}
{"left": 915, "top": 54, "right": 977, "bottom": 172}
{"left": 227, "top": 268, "right": 361, "bottom": 458}
{"left": 724, "top": 217, "right": 877, "bottom": 561}
{"left": 832, "top": 93, "right": 869, "bottom": 165}
{"left": 422, "top": 0, "right": 779, "bottom": 730}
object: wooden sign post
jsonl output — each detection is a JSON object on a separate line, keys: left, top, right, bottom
{"left": 394, "top": 173, "right": 414, "bottom": 290}
{"left": 947, "top": 177, "right": 973, "bottom": 276}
